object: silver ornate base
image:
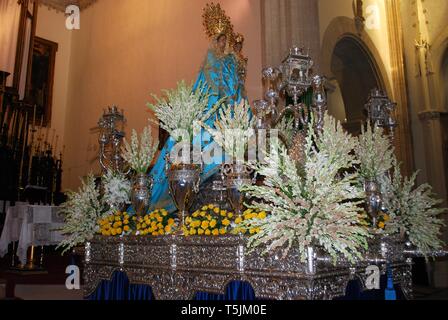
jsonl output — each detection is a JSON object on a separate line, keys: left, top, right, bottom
{"left": 83, "top": 234, "right": 419, "bottom": 300}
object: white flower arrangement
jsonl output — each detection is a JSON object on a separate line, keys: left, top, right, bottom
{"left": 202, "top": 100, "right": 255, "bottom": 161}
{"left": 102, "top": 170, "right": 131, "bottom": 212}
{"left": 122, "top": 125, "right": 158, "bottom": 174}
{"left": 57, "top": 174, "right": 106, "bottom": 254}
{"left": 354, "top": 122, "right": 395, "bottom": 181}
{"left": 147, "top": 80, "right": 224, "bottom": 143}
{"left": 240, "top": 113, "right": 370, "bottom": 263}
{"left": 275, "top": 116, "right": 295, "bottom": 147}
{"left": 379, "top": 158, "right": 446, "bottom": 256}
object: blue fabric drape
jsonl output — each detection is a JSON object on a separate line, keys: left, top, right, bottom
{"left": 194, "top": 281, "right": 256, "bottom": 301}
{"left": 87, "top": 271, "right": 154, "bottom": 301}
{"left": 88, "top": 272, "right": 405, "bottom": 300}
{"left": 148, "top": 49, "right": 245, "bottom": 213}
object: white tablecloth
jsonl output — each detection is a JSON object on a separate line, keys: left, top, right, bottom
{"left": 0, "top": 204, "right": 65, "bottom": 264}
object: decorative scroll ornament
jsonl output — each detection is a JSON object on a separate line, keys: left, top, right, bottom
{"left": 202, "top": 2, "right": 234, "bottom": 40}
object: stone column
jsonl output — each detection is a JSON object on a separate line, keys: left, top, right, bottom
{"left": 261, "top": 0, "right": 321, "bottom": 70}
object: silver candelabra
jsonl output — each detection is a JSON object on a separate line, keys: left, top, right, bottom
{"left": 253, "top": 46, "right": 328, "bottom": 136}
{"left": 98, "top": 105, "right": 126, "bottom": 173}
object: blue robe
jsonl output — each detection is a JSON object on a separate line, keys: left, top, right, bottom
{"left": 148, "top": 49, "right": 245, "bottom": 212}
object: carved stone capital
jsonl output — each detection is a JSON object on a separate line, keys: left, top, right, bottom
{"left": 418, "top": 110, "right": 448, "bottom": 122}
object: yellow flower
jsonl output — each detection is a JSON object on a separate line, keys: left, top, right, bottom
{"left": 206, "top": 214, "right": 212, "bottom": 221}
{"left": 201, "top": 206, "right": 208, "bottom": 211}
{"left": 243, "top": 209, "right": 252, "bottom": 215}
{"left": 115, "top": 211, "right": 121, "bottom": 216}
{"left": 258, "top": 211, "right": 267, "bottom": 219}
{"left": 152, "top": 231, "right": 159, "bottom": 236}
{"left": 210, "top": 219, "right": 217, "bottom": 228}
{"left": 227, "top": 212, "right": 233, "bottom": 219}
{"left": 383, "top": 214, "right": 390, "bottom": 222}
{"left": 190, "top": 228, "right": 197, "bottom": 235}
{"left": 156, "top": 216, "right": 163, "bottom": 223}
{"left": 222, "top": 218, "right": 230, "bottom": 226}
{"left": 123, "top": 225, "right": 130, "bottom": 232}
{"left": 212, "top": 229, "right": 219, "bottom": 236}
{"left": 219, "top": 228, "right": 226, "bottom": 235}
{"left": 200, "top": 211, "right": 206, "bottom": 217}
{"left": 192, "top": 211, "right": 199, "bottom": 218}
{"left": 104, "top": 230, "right": 111, "bottom": 236}
{"left": 142, "top": 222, "right": 147, "bottom": 228}
{"left": 115, "top": 216, "right": 120, "bottom": 221}
{"left": 132, "top": 216, "right": 137, "bottom": 221}
{"left": 378, "top": 222, "right": 385, "bottom": 229}
{"left": 136, "top": 223, "right": 141, "bottom": 230}
{"left": 201, "top": 220, "right": 210, "bottom": 229}
{"left": 193, "top": 220, "right": 201, "bottom": 228}
{"left": 108, "top": 216, "right": 114, "bottom": 222}
{"left": 208, "top": 204, "right": 214, "bottom": 210}
{"left": 162, "top": 211, "right": 168, "bottom": 216}
{"left": 116, "top": 227, "right": 122, "bottom": 234}
{"left": 235, "top": 217, "right": 242, "bottom": 224}
{"left": 205, "top": 229, "right": 211, "bottom": 235}
{"left": 255, "top": 227, "right": 261, "bottom": 233}
{"left": 214, "top": 207, "right": 220, "bottom": 214}
{"left": 168, "top": 218, "right": 175, "bottom": 225}
{"left": 157, "top": 223, "right": 164, "bottom": 229}
{"left": 220, "top": 210, "right": 226, "bottom": 216}
{"left": 165, "top": 225, "right": 172, "bottom": 233}
{"left": 197, "top": 228, "right": 204, "bottom": 235}
{"left": 249, "top": 228, "right": 256, "bottom": 234}
{"left": 159, "top": 229, "right": 165, "bottom": 235}
{"left": 151, "top": 221, "right": 157, "bottom": 227}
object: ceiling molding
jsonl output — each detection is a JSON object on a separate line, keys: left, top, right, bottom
{"left": 33, "top": 0, "right": 98, "bottom": 13}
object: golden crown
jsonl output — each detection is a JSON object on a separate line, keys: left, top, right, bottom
{"left": 233, "top": 33, "right": 244, "bottom": 44}
{"left": 202, "top": 2, "right": 233, "bottom": 39}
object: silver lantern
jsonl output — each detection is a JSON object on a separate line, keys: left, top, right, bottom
{"left": 98, "top": 106, "right": 126, "bottom": 173}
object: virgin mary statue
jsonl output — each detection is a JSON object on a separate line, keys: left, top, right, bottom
{"left": 148, "top": 4, "right": 247, "bottom": 212}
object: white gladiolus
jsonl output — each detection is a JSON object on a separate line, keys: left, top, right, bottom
{"left": 202, "top": 100, "right": 255, "bottom": 160}
{"left": 240, "top": 113, "right": 370, "bottom": 263}
{"left": 355, "top": 122, "right": 394, "bottom": 180}
{"left": 147, "top": 80, "right": 224, "bottom": 143}
{"left": 122, "top": 126, "right": 158, "bottom": 174}
{"left": 379, "top": 158, "right": 446, "bottom": 257}
{"left": 57, "top": 174, "right": 105, "bottom": 254}
{"left": 102, "top": 170, "right": 131, "bottom": 211}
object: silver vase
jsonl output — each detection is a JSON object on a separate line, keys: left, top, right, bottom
{"left": 130, "top": 173, "right": 153, "bottom": 216}
{"left": 364, "top": 179, "right": 382, "bottom": 228}
{"left": 223, "top": 163, "right": 253, "bottom": 220}
{"left": 167, "top": 163, "right": 201, "bottom": 234}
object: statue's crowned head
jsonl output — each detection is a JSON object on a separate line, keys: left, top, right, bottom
{"left": 202, "top": 3, "right": 233, "bottom": 43}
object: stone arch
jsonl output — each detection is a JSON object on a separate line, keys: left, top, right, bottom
{"left": 321, "top": 16, "right": 393, "bottom": 133}
{"left": 321, "top": 16, "right": 393, "bottom": 98}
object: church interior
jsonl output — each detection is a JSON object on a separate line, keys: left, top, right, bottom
{"left": 0, "top": 0, "right": 448, "bottom": 301}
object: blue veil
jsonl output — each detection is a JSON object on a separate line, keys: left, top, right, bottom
{"left": 148, "top": 48, "right": 245, "bottom": 213}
